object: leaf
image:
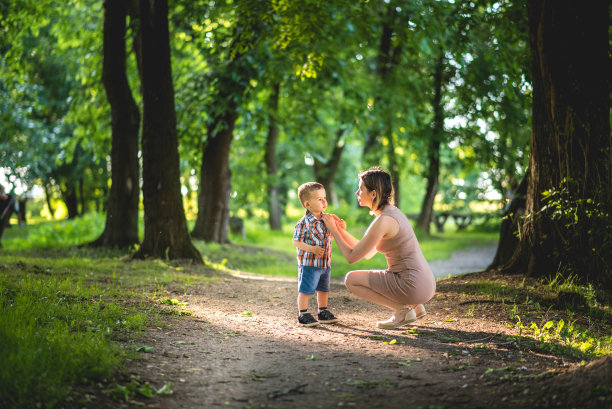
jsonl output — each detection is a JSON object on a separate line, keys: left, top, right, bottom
{"left": 156, "top": 382, "right": 173, "bottom": 396}
{"left": 135, "top": 345, "right": 155, "bottom": 353}
{"left": 383, "top": 339, "right": 398, "bottom": 345}
{"left": 441, "top": 336, "right": 461, "bottom": 343}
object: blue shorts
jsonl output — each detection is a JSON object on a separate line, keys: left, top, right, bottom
{"left": 298, "top": 266, "right": 331, "bottom": 295}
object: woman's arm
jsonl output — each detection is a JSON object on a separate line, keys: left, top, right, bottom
{"left": 333, "top": 228, "right": 378, "bottom": 260}
{"left": 323, "top": 214, "right": 393, "bottom": 264}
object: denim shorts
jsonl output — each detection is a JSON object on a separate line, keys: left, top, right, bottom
{"left": 298, "top": 265, "right": 331, "bottom": 295}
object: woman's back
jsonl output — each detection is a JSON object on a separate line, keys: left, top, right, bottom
{"left": 375, "top": 206, "right": 433, "bottom": 275}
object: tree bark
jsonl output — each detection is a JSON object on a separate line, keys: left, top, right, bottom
{"left": 503, "top": 1, "right": 611, "bottom": 285}
{"left": 62, "top": 181, "right": 78, "bottom": 219}
{"left": 488, "top": 174, "right": 527, "bottom": 270}
{"left": 417, "top": 55, "right": 445, "bottom": 234}
{"left": 191, "top": 43, "right": 253, "bottom": 243}
{"left": 314, "top": 128, "right": 346, "bottom": 205}
{"left": 265, "top": 82, "right": 282, "bottom": 230}
{"left": 362, "top": 4, "right": 401, "bottom": 167}
{"left": 191, "top": 108, "right": 236, "bottom": 243}
{"left": 91, "top": 0, "right": 140, "bottom": 248}
{"left": 43, "top": 183, "right": 55, "bottom": 217}
{"left": 132, "top": 0, "right": 202, "bottom": 263}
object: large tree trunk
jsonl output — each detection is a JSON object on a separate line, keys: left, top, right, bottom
{"left": 265, "top": 82, "right": 282, "bottom": 231}
{"left": 417, "top": 55, "right": 445, "bottom": 234}
{"left": 132, "top": 0, "right": 202, "bottom": 263}
{"left": 503, "top": 1, "right": 611, "bottom": 286}
{"left": 191, "top": 44, "right": 252, "bottom": 243}
{"left": 314, "top": 128, "right": 346, "bottom": 205}
{"left": 91, "top": 0, "right": 140, "bottom": 248}
{"left": 191, "top": 109, "right": 235, "bottom": 243}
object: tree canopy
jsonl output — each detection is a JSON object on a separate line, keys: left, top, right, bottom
{"left": 1, "top": 0, "right": 609, "bottom": 286}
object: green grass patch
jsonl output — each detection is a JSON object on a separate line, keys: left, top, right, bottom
{"left": 0, "top": 217, "right": 218, "bottom": 408}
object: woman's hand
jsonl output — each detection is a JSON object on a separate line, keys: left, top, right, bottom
{"left": 322, "top": 213, "right": 345, "bottom": 231}
{"left": 321, "top": 213, "right": 337, "bottom": 232}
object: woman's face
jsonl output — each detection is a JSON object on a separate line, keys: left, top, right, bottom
{"left": 355, "top": 179, "right": 375, "bottom": 208}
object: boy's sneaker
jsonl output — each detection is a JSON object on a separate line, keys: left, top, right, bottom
{"left": 317, "top": 309, "right": 339, "bottom": 324}
{"left": 298, "top": 312, "right": 319, "bottom": 327}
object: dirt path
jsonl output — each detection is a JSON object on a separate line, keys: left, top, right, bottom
{"left": 99, "top": 245, "right": 609, "bottom": 409}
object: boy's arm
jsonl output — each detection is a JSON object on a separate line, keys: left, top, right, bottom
{"left": 293, "top": 240, "right": 325, "bottom": 257}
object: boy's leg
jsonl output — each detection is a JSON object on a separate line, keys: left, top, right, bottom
{"left": 297, "top": 266, "right": 319, "bottom": 326}
{"left": 315, "top": 290, "right": 328, "bottom": 309}
{"left": 315, "top": 267, "right": 338, "bottom": 323}
{"left": 297, "top": 292, "right": 310, "bottom": 311}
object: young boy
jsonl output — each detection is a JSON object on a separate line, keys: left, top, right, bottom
{"left": 292, "top": 182, "right": 343, "bottom": 327}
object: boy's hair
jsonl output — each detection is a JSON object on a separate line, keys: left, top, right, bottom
{"left": 297, "top": 182, "right": 324, "bottom": 207}
{"left": 359, "top": 166, "right": 395, "bottom": 211}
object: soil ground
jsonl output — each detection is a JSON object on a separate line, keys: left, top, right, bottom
{"left": 90, "top": 245, "right": 611, "bottom": 409}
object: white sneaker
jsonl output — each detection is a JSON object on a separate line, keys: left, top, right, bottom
{"left": 376, "top": 307, "right": 417, "bottom": 329}
{"left": 414, "top": 304, "right": 427, "bottom": 319}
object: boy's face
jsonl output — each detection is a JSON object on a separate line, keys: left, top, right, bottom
{"left": 304, "top": 188, "right": 327, "bottom": 215}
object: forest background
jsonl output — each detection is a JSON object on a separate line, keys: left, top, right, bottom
{"left": 1, "top": 0, "right": 531, "bottom": 241}
{"left": 0, "top": 1, "right": 611, "bottom": 407}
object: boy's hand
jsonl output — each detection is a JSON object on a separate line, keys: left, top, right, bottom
{"left": 311, "top": 245, "right": 325, "bottom": 257}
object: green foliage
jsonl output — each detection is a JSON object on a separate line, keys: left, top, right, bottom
{"left": 511, "top": 316, "right": 612, "bottom": 360}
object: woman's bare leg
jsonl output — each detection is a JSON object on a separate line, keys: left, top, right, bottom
{"left": 344, "top": 270, "right": 404, "bottom": 311}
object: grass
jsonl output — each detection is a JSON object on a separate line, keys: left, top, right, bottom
{"left": 0, "top": 221, "right": 217, "bottom": 409}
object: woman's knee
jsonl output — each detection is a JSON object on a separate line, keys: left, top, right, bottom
{"left": 344, "top": 270, "right": 370, "bottom": 289}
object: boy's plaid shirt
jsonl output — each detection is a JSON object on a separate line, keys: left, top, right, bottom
{"left": 293, "top": 210, "right": 332, "bottom": 267}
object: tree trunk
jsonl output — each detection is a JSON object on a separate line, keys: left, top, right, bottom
{"left": 417, "top": 55, "right": 445, "bottom": 234}
{"left": 362, "top": 5, "right": 401, "bottom": 167}
{"left": 314, "top": 128, "right": 346, "bottom": 205}
{"left": 0, "top": 196, "right": 15, "bottom": 248}
{"left": 488, "top": 174, "right": 527, "bottom": 270}
{"left": 132, "top": 0, "right": 202, "bottom": 263}
{"left": 191, "top": 110, "right": 235, "bottom": 243}
{"left": 504, "top": 1, "right": 611, "bottom": 285}
{"left": 191, "top": 42, "right": 252, "bottom": 243}
{"left": 386, "top": 125, "right": 400, "bottom": 208}
{"left": 265, "top": 82, "right": 282, "bottom": 231}
{"left": 43, "top": 184, "right": 55, "bottom": 217}
{"left": 90, "top": 0, "right": 140, "bottom": 248}
{"left": 63, "top": 182, "right": 78, "bottom": 219}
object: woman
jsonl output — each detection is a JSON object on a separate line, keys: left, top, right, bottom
{"left": 321, "top": 167, "right": 435, "bottom": 329}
